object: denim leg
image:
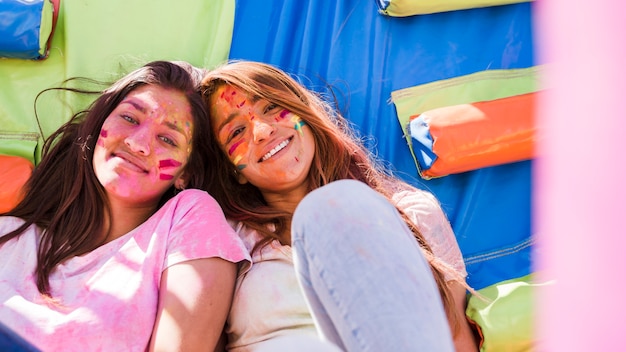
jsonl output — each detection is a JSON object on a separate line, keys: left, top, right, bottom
{"left": 0, "top": 322, "right": 40, "bottom": 352}
{"left": 292, "top": 179, "right": 454, "bottom": 352}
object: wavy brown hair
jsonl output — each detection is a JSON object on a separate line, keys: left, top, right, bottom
{"left": 0, "top": 61, "right": 215, "bottom": 296}
{"left": 200, "top": 60, "right": 468, "bottom": 330}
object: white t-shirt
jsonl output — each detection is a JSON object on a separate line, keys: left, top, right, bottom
{"left": 226, "top": 189, "right": 466, "bottom": 351}
{"left": 0, "top": 189, "right": 251, "bottom": 352}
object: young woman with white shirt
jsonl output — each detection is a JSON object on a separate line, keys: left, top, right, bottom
{"left": 201, "top": 61, "right": 479, "bottom": 352}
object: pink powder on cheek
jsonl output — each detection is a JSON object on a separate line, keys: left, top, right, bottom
{"left": 159, "top": 159, "right": 182, "bottom": 181}
{"left": 159, "top": 159, "right": 182, "bottom": 168}
{"left": 228, "top": 139, "right": 245, "bottom": 156}
{"left": 96, "top": 129, "right": 108, "bottom": 146}
{"left": 279, "top": 109, "right": 290, "bottom": 119}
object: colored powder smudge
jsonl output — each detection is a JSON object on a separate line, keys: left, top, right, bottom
{"left": 279, "top": 109, "right": 290, "bottom": 119}
{"left": 291, "top": 115, "right": 306, "bottom": 136}
{"left": 160, "top": 174, "right": 174, "bottom": 180}
{"left": 159, "top": 159, "right": 182, "bottom": 168}
{"left": 100, "top": 129, "right": 108, "bottom": 138}
{"left": 233, "top": 155, "right": 243, "bottom": 165}
{"left": 228, "top": 139, "right": 245, "bottom": 156}
{"left": 237, "top": 164, "right": 247, "bottom": 171}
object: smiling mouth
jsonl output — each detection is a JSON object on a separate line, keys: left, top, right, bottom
{"left": 114, "top": 154, "right": 148, "bottom": 173}
{"left": 260, "top": 137, "right": 292, "bottom": 162}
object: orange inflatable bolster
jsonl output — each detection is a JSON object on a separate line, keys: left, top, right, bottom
{"left": 410, "top": 92, "right": 537, "bottom": 178}
{"left": 0, "top": 155, "right": 34, "bottom": 213}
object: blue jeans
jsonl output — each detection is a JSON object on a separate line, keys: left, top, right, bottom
{"left": 0, "top": 321, "right": 40, "bottom": 352}
{"left": 292, "top": 180, "right": 454, "bottom": 351}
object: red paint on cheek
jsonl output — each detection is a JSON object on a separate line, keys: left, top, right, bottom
{"left": 295, "top": 156, "right": 299, "bottom": 162}
{"left": 96, "top": 139, "right": 105, "bottom": 147}
{"left": 279, "top": 109, "right": 289, "bottom": 119}
{"left": 159, "top": 159, "right": 182, "bottom": 168}
{"left": 159, "top": 174, "right": 174, "bottom": 180}
{"left": 100, "top": 129, "right": 108, "bottom": 138}
{"left": 228, "top": 139, "right": 245, "bottom": 156}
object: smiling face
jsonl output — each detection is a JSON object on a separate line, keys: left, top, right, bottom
{"left": 92, "top": 84, "right": 194, "bottom": 208}
{"left": 210, "top": 85, "right": 315, "bottom": 198}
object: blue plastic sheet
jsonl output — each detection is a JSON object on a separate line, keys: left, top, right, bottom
{"left": 0, "top": 0, "right": 53, "bottom": 60}
{"left": 230, "top": 0, "right": 534, "bottom": 289}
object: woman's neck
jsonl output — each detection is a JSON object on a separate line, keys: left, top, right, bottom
{"left": 102, "top": 200, "right": 157, "bottom": 243}
{"left": 261, "top": 186, "right": 308, "bottom": 214}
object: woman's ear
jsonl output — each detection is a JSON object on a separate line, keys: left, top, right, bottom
{"left": 236, "top": 171, "right": 248, "bottom": 185}
{"left": 175, "top": 174, "right": 188, "bottom": 190}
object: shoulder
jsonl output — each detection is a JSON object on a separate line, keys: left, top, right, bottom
{"left": 392, "top": 188, "right": 442, "bottom": 214}
{"left": 0, "top": 216, "right": 41, "bottom": 249}
{"left": 0, "top": 216, "right": 29, "bottom": 235}
{"left": 0, "top": 216, "right": 26, "bottom": 227}
{"left": 391, "top": 188, "right": 453, "bottom": 238}
{"left": 148, "top": 189, "right": 226, "bottom": 227}
{"left": 229, "top": 221, "right": 263, "bottom": 252}
{"left": 169, "top": 188, "right": 218, "bottom": 205}
{"left": 163, "top": 189, "right": 220, "bottom": 212}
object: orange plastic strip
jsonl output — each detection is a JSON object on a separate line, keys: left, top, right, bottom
{"left": 0, "top": 155, "right": 34, "bottom": 213}
{"left": 412, "top": 92, "right": 536, "bottom": 178}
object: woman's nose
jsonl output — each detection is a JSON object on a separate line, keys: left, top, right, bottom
{"left": 252, "top": 120, "right": 275, "bottom": 143}
{"left": 125, "top": 127, "right": 151, "bottom": 155}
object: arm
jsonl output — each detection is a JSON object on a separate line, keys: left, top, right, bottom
{"left": 394, "top": 189, "right": 478, "bottom": 350}
{"left": 149, "top": 257, "right": 237, "bottom": 352}
{"left": 393, "top": 189, "right": 467, "bottom": 278}
{"left": 450, "top": 281, "right": 480, "bottom": 352}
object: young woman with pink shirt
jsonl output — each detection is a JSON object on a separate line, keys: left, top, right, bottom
{"left": 0, "top": 61, "right": 250, "bottom": 352}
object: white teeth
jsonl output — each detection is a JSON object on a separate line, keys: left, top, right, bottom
{"left": 261, "top": 139, "right": 290, "bottom": 161}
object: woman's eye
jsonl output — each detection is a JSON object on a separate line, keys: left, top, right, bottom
{"left": 121, "top": 114, "right": 138, "bottom": 124}
{"left": 264, "top": 103, "right": 278, "bottom": 114}
{"left": 159, "top": 135, "right": 177, "bottom": 147}
{"left": 230, "top": 126, "right": 245, "bottom": 140}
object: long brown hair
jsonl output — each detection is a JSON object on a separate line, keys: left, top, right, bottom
{"left": 200, "top": 60, "right": 468, "bottom": 329}
{"left": 0, "top": 61, "right": 214, "bottom": 296}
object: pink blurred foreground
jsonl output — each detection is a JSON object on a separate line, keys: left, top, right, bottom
{"left": 535, "top": 0, "right": 626, "bottom": 350}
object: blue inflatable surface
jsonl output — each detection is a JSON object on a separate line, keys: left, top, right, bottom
{"left": 229, "top": 0, "right": 535, "bottom": 289}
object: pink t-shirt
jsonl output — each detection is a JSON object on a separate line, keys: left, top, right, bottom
{"left": 0, "top": 189, "right": 250, "bottom": 352}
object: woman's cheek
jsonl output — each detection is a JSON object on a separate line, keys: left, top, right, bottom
{"left": 228, "top": 140, "right": 249, "bottom": 170}
{"left": 158, "top": 158, "right": 184, "bottom": 181}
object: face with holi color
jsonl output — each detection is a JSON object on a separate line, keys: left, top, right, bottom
{"left": 93, "top": 84, "right": 194, "bottom": 207}
{"left": 210, "top": 85, "right": 315, "bottom": 196}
